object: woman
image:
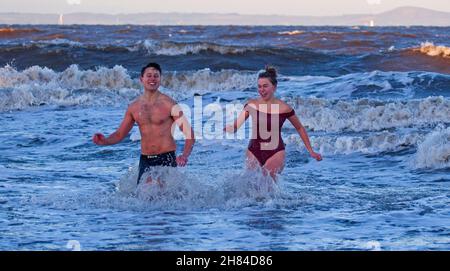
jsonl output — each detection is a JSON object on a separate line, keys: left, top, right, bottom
{"left": 224, "top": 66, "right": 322, "bottom": 180}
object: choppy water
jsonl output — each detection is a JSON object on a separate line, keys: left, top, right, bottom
{"left": 0, "top": 25, "right": 449, "bottom": 250}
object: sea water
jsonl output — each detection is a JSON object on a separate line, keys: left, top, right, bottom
{"left": 0, "top": 25, "right": 449, "bottom": 250}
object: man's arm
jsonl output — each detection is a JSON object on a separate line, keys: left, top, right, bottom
{"left": 171, "top": 103, "right": 195, "bottom": 166}
{"left": 93, "top": 108, "right": 135, "bottom": 146}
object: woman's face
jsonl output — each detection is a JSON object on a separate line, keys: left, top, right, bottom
{"left": 257, "top": 78, "right": 276, "bottom": 101}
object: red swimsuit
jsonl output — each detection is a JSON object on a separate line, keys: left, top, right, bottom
{"left": 245, "top": 104, "right": 295, "bottom": 166}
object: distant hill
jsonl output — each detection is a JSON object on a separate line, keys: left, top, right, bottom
{"left": 375, "top": 6, "right": 450, "bottom": 26}
{"left": 0, "top": 6, "right": 449, "bottom": 26}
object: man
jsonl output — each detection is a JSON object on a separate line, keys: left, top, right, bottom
{"left": 92, "top": 62, "right": 195, "bottom": 184}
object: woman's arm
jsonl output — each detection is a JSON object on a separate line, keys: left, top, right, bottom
{"left": 288, "top": 114, "right": 322, "bottom": 161}
{"left": 224, "top": 108, "right": 249, "bottom": 133}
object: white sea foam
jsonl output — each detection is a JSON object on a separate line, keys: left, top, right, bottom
{"left": 414, "top": 127, "right": 450, "bottom": 169}
{"left": 0, "top": 65, "right": 140, "bottom": 111}
{"left": 278, "top": 30, "right": 305, "bottom": 36}
{"left": 364, "top": 241, "right": 382, "bottom": 251}
{"left": 133, "top": 40, "right": 250, "bottom": 56}
{"left": 3, "top": 39, "right": 251, "bottom": 56}
{"left": 290, "top": 96, "right": 450, "bottom": 132}
{"left": 0, "top": 39, "right": 85, "bottom": 51}
{"left": 413, "top": 42, "right": 450, "bottom": 58}
{"left": 162, "top": 68, "right": 256, "bottom": 94}
{"left": 32, "top": 38, "right": 84, "bottom": 48}
{"left": 112, "top": 166, "right": 283, "bottom": 210}
{"left": 0, "top": 64, "right": 136, "bottom": 90}
{"left": 29, "top": 166, "right": 291, "bottom": 212}
{"left": 287, "top": 131, "right": 421, "bottom": 155}
{"left": 0, "top": 65, "right": 256, "bottom": 111}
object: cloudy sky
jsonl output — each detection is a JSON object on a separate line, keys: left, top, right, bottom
{"left": 1, "top": 0, "right": 449, "bottom": 15}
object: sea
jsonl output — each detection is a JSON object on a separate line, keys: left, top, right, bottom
{"left": 0, "top": 25, "right": 449, "bottom": 250}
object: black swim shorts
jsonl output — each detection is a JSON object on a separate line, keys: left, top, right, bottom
{"left": 137, "top": 151, "right": 177, "bottom": 184}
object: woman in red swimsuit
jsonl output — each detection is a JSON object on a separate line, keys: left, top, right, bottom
{"left": 224, "top": 66, "right": 322, "bottom": 180}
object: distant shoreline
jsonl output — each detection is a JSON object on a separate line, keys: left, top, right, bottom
{"left": 1, "top": 6, "right": 449, "bottom": 26}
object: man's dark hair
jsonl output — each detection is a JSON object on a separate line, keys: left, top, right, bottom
{"left": 140, "top": 62, "right": 162, "bottom": 77}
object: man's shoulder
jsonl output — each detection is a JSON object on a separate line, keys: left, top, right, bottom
{"left": 127, "top": 97, "right": 141, "bottom": 110}
{"left": 159, "top": 93, "right": 177, "bottom": 104}
{"left": 158, "top": 93, "right": 178, "bottom": 110}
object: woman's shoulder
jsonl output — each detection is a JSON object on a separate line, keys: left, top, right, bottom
{"left": 276, "top": 100, "right": 294, "bottom": 114}
{"left": 244, "top": 99, "right": 259, "bottom": 110}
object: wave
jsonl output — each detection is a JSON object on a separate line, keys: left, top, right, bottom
{"left": 278, "top": 30, "right": 305, "bottom": 36}
{"left": 285, "top": 30, "right": 417, "bottom": 44}
{"left": 362, "top": 47, "right": 450, "bottom": 75}
{"left": 36, "top": 34, "right": 68, "bottom": 40}
{"left": 0, "top": 64, "right": 136, "bottom": 90}
{"left": 0, "top": 27, "right": 41, "bottom": 37}
{"left": 32, "top": 38, "right": 84, "bottom": 47}
{"left": 0, "top": 39, "right": 258, "bottom": 56}
{"left": 0, "top": 38, "right": 326, "bottom": 59}
{"left": 0, "top": 64, "right": 140, "bottom": 111}
{"left": 0, "top": 65, "right": 257, "bottom": 111}
{"left": 131, "top": 40, "right": 252, "bottom": 56}
{"left": 0, "top": 65, "right": 255, "bottom": 92}
{"left": 290, "top": 96, "right": 450, "bottom": 132}
{"left": 162, "top": 69, "right": 256, "bottom": 94}
{"left": 220, "top": 29, "right": 415, "bottom": 41}
{"left": 218, "top": 31, "right": 277, "bottom": 39}
{"left": 0, "top": 39, "right": 124, "bottom": 52}
{"left": 414, "top": 127, "right": 450, "bottom": 169}
{"left": 412, "top": 42, "right": 450, "bottom": 59}
{"left": 284, "top": 71, "right": 450, "bottom": 99}
{"left": 287, "top": 132, "right": 422, "bottom": 155}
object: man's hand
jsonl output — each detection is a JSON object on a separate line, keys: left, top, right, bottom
{"left": 176, "top": 154, "right": 188, "bottom": 167}
{"left": 92, "top": 133, "right": 107, "bottom": 145}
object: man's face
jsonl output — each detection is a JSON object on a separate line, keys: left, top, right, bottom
{"left": 140, "top": 67, "right": 161, "bottom": 91}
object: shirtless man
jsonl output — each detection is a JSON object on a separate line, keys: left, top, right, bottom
{"left": 92, "top": 62, "right": 195, "bottom": 184}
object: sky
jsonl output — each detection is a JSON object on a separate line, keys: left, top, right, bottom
{"left": 1, "top": 0, "right": 450, "bottom": 16}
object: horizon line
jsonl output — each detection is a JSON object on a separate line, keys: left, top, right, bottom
{"left": 1, "top": 5, "right": 449, "bottom": 17}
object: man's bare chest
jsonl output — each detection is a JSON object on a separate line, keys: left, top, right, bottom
{"left": 133, "top": 103, "right": 171, "bottom": 126}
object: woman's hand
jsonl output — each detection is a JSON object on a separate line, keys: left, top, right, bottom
{"left": 223, "top": 124, "right": 235, "bottom": 133}
{"left": 310, "top": 151, "right": 322, "bottom": 161}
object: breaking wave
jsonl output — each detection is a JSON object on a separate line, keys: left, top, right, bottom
{"left": 414, "top": 127, "right": 450, "bottom": 169}
{"left": 132, "top": 40, "right": 252, "bottom": 56}
{"left": 412, "top": 42, "right": 450, "bottom": 59}
{"left": 290, "top": 96, "right": 450, "bottom": 132}
{"left": 288, "top": 131, "right": 422, "bottom": 155}
{"left": 0, "top": 65, "right": 256, "bottom": 111}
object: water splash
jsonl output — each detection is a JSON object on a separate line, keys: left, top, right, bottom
{"left": 414, "top": 126, "right": 450, "bottom": 169}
